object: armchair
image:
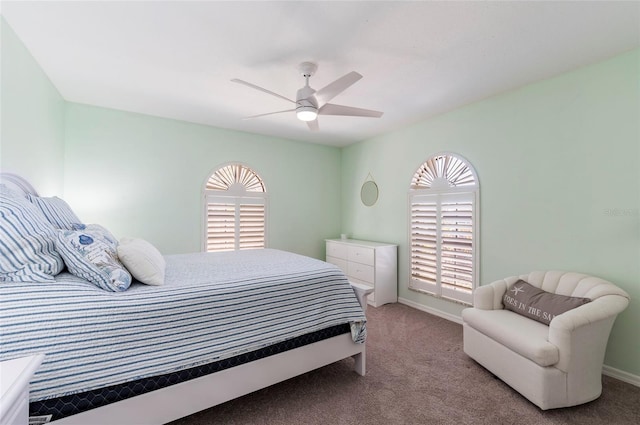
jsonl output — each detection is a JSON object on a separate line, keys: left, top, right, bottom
{"left": 462, "top": 271, "right": 630, "bottom": 410}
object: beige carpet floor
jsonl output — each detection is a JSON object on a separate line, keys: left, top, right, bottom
{"left": 169, "top": 303, "right": 640, "bottom": 425}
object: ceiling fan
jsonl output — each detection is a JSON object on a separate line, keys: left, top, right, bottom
{"left": 231, "top": 62, "right": 383, "bottom": 131}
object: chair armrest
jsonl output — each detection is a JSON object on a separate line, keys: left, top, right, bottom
{"left": 549, "top": 295, "right": 629, "bottom": 332}
{"left": 548, "top": 295, "right": 629, "bottom": 373}
{"left": 473, "top": 277, "right": 520, "bottom": 310}
{"left": 473, "top": 284, "right": 503, "bottom": 310}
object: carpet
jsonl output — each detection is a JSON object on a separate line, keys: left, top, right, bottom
{"left": 169, "top": 303, "right": 640, "bottom": 425}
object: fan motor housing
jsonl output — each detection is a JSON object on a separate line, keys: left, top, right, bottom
{"left": 296, "top": 86, "right": 317, "bottom": 107}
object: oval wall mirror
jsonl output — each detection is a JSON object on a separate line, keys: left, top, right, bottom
{"left": 361, "top": 181, "right": 379, "bottom": 206}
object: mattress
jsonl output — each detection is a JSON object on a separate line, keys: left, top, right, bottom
{"left": 0, "top": 249, "right": 366, "bottom": 404}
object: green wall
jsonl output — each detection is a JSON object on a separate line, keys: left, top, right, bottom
{"left": 0, "top": 18, "right": 65, "bottom": 195}
{"left": 63, "top": 103, "right": 342, "bottom": 257}
{"left": 342, "top": 49, "right": 640, "bottom": 375}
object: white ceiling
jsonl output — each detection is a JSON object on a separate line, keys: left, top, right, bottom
{"left": 2, "top": 1, "right": 639, "bottom": 147}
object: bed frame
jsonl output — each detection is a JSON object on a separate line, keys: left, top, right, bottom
{"left": 0, "top": 172, "right": 368, "bottom": 425}
{"left": 55, "top": 334, "right": 366, "bottom": 425}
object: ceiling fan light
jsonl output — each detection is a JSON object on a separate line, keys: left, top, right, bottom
{"left": 296, "top": 106, "right": 318, "bottom": 122}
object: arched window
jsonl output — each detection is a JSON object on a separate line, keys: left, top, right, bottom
{"left": 408, "top": 153, "right": 479, "bottom": 305}
{"left": 203, "top": 163, "right": 267, "bottom": 252}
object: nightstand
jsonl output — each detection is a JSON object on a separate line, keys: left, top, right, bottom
{"left": 0, "top": 354, "right": 44, "bottom": 425}
{"left": 350, "top": 281, "right": 375, "bottom": 313}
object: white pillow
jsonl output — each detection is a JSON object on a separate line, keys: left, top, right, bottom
{"left": 117, "top": 237, "right": 166, "bottom": 286}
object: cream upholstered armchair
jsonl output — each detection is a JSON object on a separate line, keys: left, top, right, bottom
{"left": 462, "top": 271, "right": 630, "bottom": 410}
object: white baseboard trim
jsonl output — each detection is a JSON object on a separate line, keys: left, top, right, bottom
{"left": 397, "top": 298, "right": 640, "bottom": 388}
{"left": 602, "top": 365, "right": 640, "bottom": 387}
{"left": 397, "top": 297, "right": 463, "bottom": 325}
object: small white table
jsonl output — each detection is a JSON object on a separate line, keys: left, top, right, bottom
{"left": 350, "top": 282, "right": 375, "bottom": 313}
{"left": 0, "top": 354, "right": 45, "bottom": 425}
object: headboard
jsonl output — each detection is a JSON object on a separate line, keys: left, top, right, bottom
{"left": 0, "top": 172, "right": 39, "bottom": 197}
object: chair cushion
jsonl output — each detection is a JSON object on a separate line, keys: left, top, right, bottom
{"left": 462, "top": 308, "right": 559, "bottom": 367}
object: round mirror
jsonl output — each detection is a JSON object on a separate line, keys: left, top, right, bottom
{"left": 360, "top": 181, "right": 379, "bottom": 206}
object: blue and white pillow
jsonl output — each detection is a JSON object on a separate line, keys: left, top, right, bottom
{"left": 0, "top": 194, "right": 65, "bottom": 282}
{"left": 82, "top": 224, "right": 118, "bottom": 252}
{"left": 55, "top": 227, "right": 131, "bottom": 292}
{"left": 27, "top": 194, "right": 83, "bottom": 230}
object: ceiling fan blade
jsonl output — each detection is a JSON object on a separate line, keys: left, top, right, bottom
{"left": 231, "top": 79, "right": 296, "bottom": 104}
{"left": 242, "top": 109, "right": 296, "bottom": 119}
{"left": 319, "top": 103, "right": 383, "bottom": 118}
{"left": 307, "top": 120, "right": 319, "bottom": 131}
{"left": 314, "top": 71, "right": 362, "bottom": 106}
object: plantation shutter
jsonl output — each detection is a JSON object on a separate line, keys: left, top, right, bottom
{"left": 206, "top": 196, "right": 265, "bottom": 252}
{"left": 409, "top": 191, "right": 476, "bottom": 305}
{"left": 439, "top": 193, "right": 474, "bottom": 304}
{"left": 238, "top": 201, "right": 265, "bottom": 250}
{"left": 408, "top": 153, "right": 478, "bottom": 305}
{"left": 206, "top": 201, "right": 236, "bottom": 252}
{"left": 410, "top": 195, "right": 439, "bottom": 294}
{"left": 203, "top": 163, "right": 267, "bottom": 253}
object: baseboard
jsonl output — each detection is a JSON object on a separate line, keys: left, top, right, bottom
{"left": 397, "top": 297, "right": 463, "bottom": 325}
{"left": 398, "top": 298, "right": 640, "bottom": 387}
{"left": 602, "top": 365, "right": 640, "bottom": 387}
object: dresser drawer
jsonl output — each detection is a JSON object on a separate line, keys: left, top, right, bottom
{"left": 348, "top": 262, "right": 375, "bottom": 284}
{"left": 326, "top": 241, "right": 348, "bottom": 259}
{"left": 347, "top": 245, "right": 374, "bottom": 266}
{"left": 326, "top": 256, "right": 348, "bottom": 274}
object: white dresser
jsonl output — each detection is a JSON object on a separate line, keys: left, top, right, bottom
{"left": 326, "top": 239, "right": 397, "bottom": 307}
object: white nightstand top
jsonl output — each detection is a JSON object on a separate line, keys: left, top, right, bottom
{"left": 349, "top": 281, "right": 374, "bottom": 295}
{"left": 0, "top": 354, "right": 44, "bottom": 417}
{"left": 326, "top": 238, "right": 397, "bottom": 248}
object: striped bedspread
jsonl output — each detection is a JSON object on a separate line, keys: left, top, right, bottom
{"left": 0, "top": 249, "right": 366, "bottom": 401}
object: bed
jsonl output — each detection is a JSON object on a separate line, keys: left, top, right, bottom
{"left": 0, "top": 173, "right": 368, "bottom": 425}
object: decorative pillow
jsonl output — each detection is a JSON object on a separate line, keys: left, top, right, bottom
{"left": 0, "top": 194, "right": 64, "bottom": 282}
{"left": 55, "top": 227, "right": 131, "bottom": 292}
{"left": 81, "top": 224, "right": 118, "bottom": 251}
{"left": 117, "top": 237, "right": 166, "bottom": 286}
{"left": 502, "top": 280, "right": 591, "bottom": 325}
{"left": 27, "top": 194, "right": 83, "bottom": 230}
